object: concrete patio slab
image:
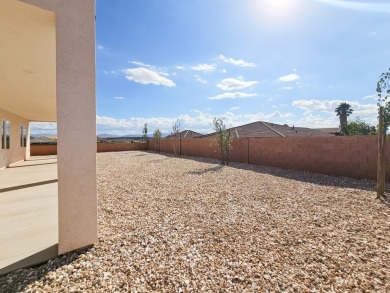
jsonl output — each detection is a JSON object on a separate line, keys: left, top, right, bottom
{"left": 0, "top": 156, "right": 58, "bottom": 275}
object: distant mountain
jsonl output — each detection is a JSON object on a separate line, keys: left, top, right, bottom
{"left": 30, "top": 132, "right": 57, "bottom": 137}
{"left": 97, "top": 133, "right": 121, "bottom": 138}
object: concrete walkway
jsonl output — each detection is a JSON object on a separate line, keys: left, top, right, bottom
{"left": 0, "top": 156, "right": 58, "bottom": 275}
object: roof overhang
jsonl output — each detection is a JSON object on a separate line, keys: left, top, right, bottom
{"left": 0, "top": 0, "right": 56, "bottom": 122}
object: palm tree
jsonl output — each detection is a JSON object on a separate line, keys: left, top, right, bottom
{"left": 335, "top": 102, "right": 353, "bottom": 135}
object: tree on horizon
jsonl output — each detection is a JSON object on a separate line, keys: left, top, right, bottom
{"left": 335, "top": 102, "right": 353, "bottom": 135}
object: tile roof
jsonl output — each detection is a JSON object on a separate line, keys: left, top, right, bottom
{"left": 199, "top": 121, "right": 336, "bottom": 138}
{"left": 165, "top": 130, "right": 202, "bottom": 139}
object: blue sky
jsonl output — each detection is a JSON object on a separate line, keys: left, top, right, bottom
{"left": 32, "top": 0, "right": 390, "bottom": 135}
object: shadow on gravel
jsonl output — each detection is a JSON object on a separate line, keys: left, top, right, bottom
{"left": 131, "top": 153, "right": 149, "bottom": 157}
{"left": 188, "top": 165, "right": 225, "bottom": 175}
{"left": 149, "top": 151, "right": 377, "bottom": 192}
{"left": 0, "top": 247, "right": 92, "bottom": 293}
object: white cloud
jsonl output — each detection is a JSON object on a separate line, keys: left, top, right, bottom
{"left": 217, "top": 78, "right": 258, "bottom": 91}
{"left": 292, "top": 99, "right": 377, "bottom": 125}
{"left": 315, "top": 0, "right": 390, "bottom": 13}
{"left": 96, "top": 110, "right": 294, "bottom": 136}
{"left": 130, "top": 61, "right": 170, "bottom": 76}
{"left": 218, "top": 54, "right": 257, "bottom": 68}
{"left": 176, "top": 65, "right": 186, "bottom": 70}
{"left": 220, "top": 69, "right": 227, "bottom": 74}
{"left": 30, "top": 122, "right": 57, "bottom": 135}
{"left": 31, "top": 111, "right": 297, "bottom": 136}
{"left": 194, "top": 75, "right": 207, "bottom": 84}
{"left": 96, "top": 44, "right": 111, "bottom": 56}
{"left": 272, "top": 104, "right": 288, "bottom": 108}
{"left": 279, "top": 73, "right": 300, "bottom": 82}
{"left": 363, "top": 94, "right": 377, "bottom": 100}
{"left": 123, "top": 67, "right": 176, "bottom": 87}
{"left": 192, "top": 63, "right": 216, "bottom": 72}
{"left": 208, "top": 92, "right": 257, "bottom": 100}
{"left": 280, "top": 86, "right": 293, "bottom": 91}
{"left": 131, "top": 61, "right": 153, "bottom": 68}
{"left": 113, "top": 96, "right": 124, "bottom": 100}
{"left": 230, "top": 106, "right": 240, "bottom": 110}
{"left": 104, "top": 70, "right": 116, "bottom": 75}
{"left": 287, "top": 112, "right": 340, "bottom": 128}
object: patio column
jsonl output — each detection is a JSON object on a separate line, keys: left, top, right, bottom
{"left": 55, "top": 0, "right": 97, "bottom": 254}
{"left": 22, "top": 0, "right": 98, "bottom": 254}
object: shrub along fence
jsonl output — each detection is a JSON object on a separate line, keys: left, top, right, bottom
{"left": 149, "top": 136, "right": 388, "bottom": 180}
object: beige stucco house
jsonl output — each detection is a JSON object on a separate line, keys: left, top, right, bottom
{"left": 0, "top": 0, "right": 97, "bottom": 274}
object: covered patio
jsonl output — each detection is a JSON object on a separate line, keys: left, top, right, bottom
{"left": 0, "top": 156, "right": 58, "bottom": 275}
{"left": 0, "top": 0, "right": 97, "bottom": 275}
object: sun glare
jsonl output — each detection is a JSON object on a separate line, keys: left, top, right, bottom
{"left": 265, "top": 0, "right": 295, "bottom": 12}
{"left": 254, "top": 0, "right": 300, "bottom": 24}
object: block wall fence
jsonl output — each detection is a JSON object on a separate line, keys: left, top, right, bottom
{"left": 30, "top": 143, "right": 147, "bottom": 156}
{"left": 31, "top": 136, "right": 389, "bottom": 180}
{"left": 149, "top": 136, "right": 390, "bottom": 180}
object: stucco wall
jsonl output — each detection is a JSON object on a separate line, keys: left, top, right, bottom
{"left": 21, "top": 0, "right": 97, "bottom": 255}
{"left": 0, "top": 108, "right": 30, "bottom": 169}
{"left": 149, "top": 136, "right": 386, "bottom": 180}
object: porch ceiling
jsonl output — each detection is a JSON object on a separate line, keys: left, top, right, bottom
{"left": 0, "top": 0, "right": 56, "bottom": 122}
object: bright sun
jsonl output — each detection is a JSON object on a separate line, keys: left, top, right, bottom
{"left": 254, "top": 0, "right": 300, "bottom": 24}
{"left": 265, "top": 0, "right": 295, "bottom": 12}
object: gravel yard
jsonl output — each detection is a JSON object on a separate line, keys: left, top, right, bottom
{"left": 1, "top": 151, "right": 390, "bottom": 292}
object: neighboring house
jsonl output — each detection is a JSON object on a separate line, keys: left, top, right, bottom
{"left": 1, "top": 0, "right": 96, "bottom": 273}
{"left": 165, "top": 130, "right": 202, "bottom": 139}
{"left": 200, "top": 121, "right": 337, "bottom": 138}
{"left": 315, "top": 128, "right": 341, "bottom": 136}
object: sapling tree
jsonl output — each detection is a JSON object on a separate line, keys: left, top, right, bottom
{"left": 376, "top": 67, "right": 390, "bottom": 198}
{"left": 212, "top": 118, "right": 233, "bottom": 165}
{"left": 171, "top": 120, "right": 181, "bottom": 156}
{"left": 153, "top": 128, "right": 162, "bottom": 153}
{"left": 142, "top": 123, "right": 148, "bottom": 142}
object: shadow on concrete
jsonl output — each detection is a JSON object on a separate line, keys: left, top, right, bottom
{"left": 28, "top": 157, "right": 57, "bottom": 161}
{"left": 0, "top": 246, "right": 92, "bottom": 293}
{"left": 0, "top": 245, "right": 58, "bottom": 276}
{"left": 9, "top": 162, "right": 57, "bottom": 168}
{"left": 0, "top": 179, "right": 58, "bottom": 193}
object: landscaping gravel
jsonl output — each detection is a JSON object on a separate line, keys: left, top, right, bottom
{"left": 1, "top": 151, "right": 390, "bottom": 292}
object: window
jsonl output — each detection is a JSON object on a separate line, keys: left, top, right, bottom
{"left": 5, "top": 121, "right": 10, "bottom": 149}
{"left": 1, "top": 121, "right": 10, "bottom": 149}
{"left": 0, "top": 121, "right": 11, "bottom": 149}
{"left": 20, "top": 125, "right": 27, "bottom": 147}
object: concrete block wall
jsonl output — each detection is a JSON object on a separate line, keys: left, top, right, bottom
{"left": 149, "top": 136, "right": 386, "bottom": 180}
{"left": 30, "top": 144, "right": 57, "bottom": 156}
{"left": 31, "top": 136, "right": 385, "bottom": 180}
{"left": 97, "top": 143, "right": 147, "bottom": 153}
{"left": 31, "top": 143, "right": 147, "bottom": 156}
